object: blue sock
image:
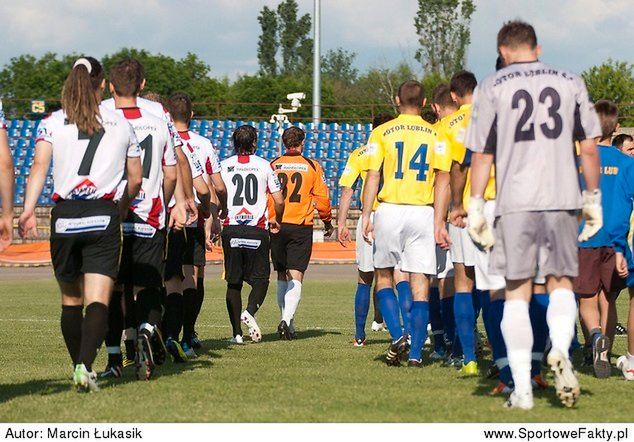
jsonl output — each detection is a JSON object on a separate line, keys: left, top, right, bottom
{"left": 440, "top": 296, "right": 455, "bottom": 350}
{"left": 354, "top": 283, "right": 371, "bottom": 340}
{"left": 489, "top": 299, "right": 511, "bottom": 384}
{"left": 409, "top": 301, "right": 430, "bottom": 361}
{"left": 377, "top": 288, "right": 403, "bottom": 341}
{"left": 455, "top": 291, "right": 476, "bottom": 363}
{"left": 529, "top": 293, "right": 549, "bottom": 377}
{"left": 396, "top": 281, "right": 412, "bottom": 336}
{"left": 472, "top": 288, "right": 481, "bottom": 321}
{"left": 429, "top": 287, "right": 444, "bottom": 354}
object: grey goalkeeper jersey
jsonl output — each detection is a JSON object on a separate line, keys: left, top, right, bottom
{"left": 466, "top": 61, "right": 601, "bottom": 216}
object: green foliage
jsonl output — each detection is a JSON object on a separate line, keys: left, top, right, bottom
{"left": 276, "top": 0, "right": 313, "bottom": 75}
{"left": 322, "top": 48, "right": 358, "bottom": 83}
{"left": 257, "top": 7, "right": 278, "bottom": 76}
{"left": 582, "top": 59, "right": 634, "bottom": 125}
{"left": 414, "top": 0, "right": 476, "bottom": 77}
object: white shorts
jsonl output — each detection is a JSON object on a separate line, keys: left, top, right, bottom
{"left": 449, "top": 223, "right": 476, "bottom": 267}
{"left": 474, "top": 200, "right": 506, "bottom": 291}
{"left": 356, "top": 214, "right": 374, "bottom": 273}
{"left": 436, "top": 244, "right": 454, "bottom": 279}
{"left": 373, "top": 203, "right": 436, "bottom": 274}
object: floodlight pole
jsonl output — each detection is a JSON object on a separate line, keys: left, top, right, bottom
{"left": 312, "top": 0, "right": 321, "bottom": 125}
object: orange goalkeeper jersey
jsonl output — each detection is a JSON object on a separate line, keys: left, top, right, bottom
{"left": 269, "top": 151, "right": 332, "bottom": 225}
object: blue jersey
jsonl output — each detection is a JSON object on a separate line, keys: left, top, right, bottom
{"left": 606, "top": 155, "right": 634, "bottom": 272}
{"left": 579, "top": 145, "right": 632, "bottom": 248}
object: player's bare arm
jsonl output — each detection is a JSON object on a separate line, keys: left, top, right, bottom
{"left": 337, "top": 186, "right": 354, "bottom": 246}
{"left": 193, "top": 175, "right": 212, "bottom": 218}
{"left": 449, "top": 161, "right": 468, "bottom": 228}
{"left": 0, "top": 126, "right": 14, "bottom": 250}
{"left": 210, "top": 172, "right": 228, "bottom": 219}
{"left": 361, "top": 170, "right": 380, "bottom": 244}
{"left": 18, "top": 141, "right": 52, "bottom": 239}
{"left": 433, "top": 170, "right": 451, "bottom": 250}
{"left": 162, "top": 164, "right": 177, "bottom": 207}
{"left": 270, "top": 189, "right": 285, "bottom": 234}
{"left": 174, "top": 155, "right": 198, "bottom": 225}
{"left": 118, "top": 156, "right": 143, "bottom": 219}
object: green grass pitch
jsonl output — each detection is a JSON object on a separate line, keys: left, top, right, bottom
{"left": 0, "top": 275, "right": 632, "bottom": 422}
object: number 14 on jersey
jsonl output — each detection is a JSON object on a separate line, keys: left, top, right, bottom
{"left": 394, "top": 142, "right": 429, "bottom": 182}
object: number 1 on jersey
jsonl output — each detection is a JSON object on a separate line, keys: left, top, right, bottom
{"left": 394, "top": 142, "right": 429, "bottom": 182}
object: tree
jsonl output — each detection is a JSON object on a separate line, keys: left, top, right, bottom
{"left": 322, "top": 48, "right": 358, "bottom": 83}
{"left": 276, "top": 0, "right": 312, "bottom": 75}
{"left": 257, "top": 6, "right": 278, "bottom": 76}
{"left": 582, "top": 59, "right": 634, "bottom": 104}
{"left": 414, "top": 0, "right": 475, "bottom": 77}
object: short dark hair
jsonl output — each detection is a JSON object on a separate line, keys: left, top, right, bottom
{"left": 397, "top": 80, "right": 425, "bottom": 108}
{"left": 372, "top": 113, "right": 393, "bottom": 128}
{"left": 495, "top": 56, "right": 505, "bottom": 71}
{"left": 497, "top": 20, "right": 538, "bottom": 49}
{"left": 432, "top": 83, "right": 455, "bottom": 108}
{"left": 450, "top": 71, "right": 477, "bottom": 98}
{"left": 421, "top": 109, "right": 437, "bottom": 125}
{"left": 142, "top": 92, "right": 166, "bottom": 106}
{"left": 232, "top": 125, "right": 257, "bottom": 155}
{"left": 109, "top": 58, "right": 144, "bottom": 97}
{"left": 594, "top": 100, "right": 618, "bottom": 140}
{"left": 168, "top": 93, "right": 192, "bottom": 124}
{"left": 282, "top": 126, "right": 305, "bottom": 149}
{"left": 613, "top": 133, "right": 633, "bottom": 149}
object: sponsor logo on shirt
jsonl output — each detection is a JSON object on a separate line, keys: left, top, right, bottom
{"left": 229, "top": 238, "right": 261, "bottom": 249}
{"left": 235, "top": 208, "right": 254, "bottom": 225}
{"left": 70, "top": 179, "right": 98, "bottom": 200}
{"left": 275, "top": 163, "right": 309, "bottom": 172}
{"left": 228, "top": 166, "right": 235, "bottom": 172}
{"left": 435, "top": 141, "right": 447, "bottom": 155}
{"left": 55, "top": 216, "right": 111, "bottom": 234}
{"left": 122, "top": 222, "right": 156, "bottom": 238}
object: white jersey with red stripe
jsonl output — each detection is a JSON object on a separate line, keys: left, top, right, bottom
{"left": 167, "top": 140, "right": 204, "bottom": 210}
{"left": 0, "top": 100, "right": 6, "bottom": 130}
{"left": 114, "top": 107, "right": 177, "bottom": 233}
{"left": 36, "top": 105, "right": 141, "bottom": 202}
{"left": 221, "top": 154, "right": 281, "bottom": 229}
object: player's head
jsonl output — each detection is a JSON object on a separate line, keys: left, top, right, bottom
{"left": 396, "top": 80, "right": 426, "bottom": 113}
{"left": 495, "top": 55, "right": 505, "bottom": 71}
{"left": 61, "top": 56, "right": 105, "bottom": 136}
{"left": 431, "top": 83, "right": 457, "bottom": 119}
{"left": 233, "top": 125, "right": 257, "bottom": 155}
{"left": 450, "top": 71, "right": 477, "bottom": 105}
{"left": 497, "top": 20, "right": 541, "bottom": 66}
{"left": 282, "top": 126, "right": 305, "bottom": 152}
{"left": 143, "top": 92, "right": 166, "bottom": 106}
{"left": 108, "top": 57, "right": 145, "bottom": 99}
{"left": 594, "top": 100, "right": 619, "bottom": 142}
{"left": 168, "top": 93, "right": 193, "bottom": 125}
{"left": 613, "top": 133, "right": 634, "bottom": 156}
{"left": 372, "top": 113, "right": 393, "bottom": 128}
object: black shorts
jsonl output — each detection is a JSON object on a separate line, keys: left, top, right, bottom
{"left": 221, "top": 225, "right": 270, "bottom": 285}
{"left": 270, "top": 223, "right": 313, "bottom": 273}
{"left": 117, "top": 228, "right": 166, "bottom": 288}
{"left": 573, "top": 247, "right": 625, "bottom": 296}
{"left": 50, "top": 199, "right": 121, "bottom": 283}
{"left": 164, "top": 228, "right": 186, "bottom": 281}
{"left": 183, "top": 226, "right": 206, "bottom": 266}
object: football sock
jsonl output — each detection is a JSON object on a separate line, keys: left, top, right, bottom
{"left": 472, "top": 288, "right": 482, "bottom": 321}
{"left": 61, "top": 305, "right": 83, "bottom": 365}
{"left": 454, "top": 291, "right": 476, "bottom": 363}
{"left": 440, "top": 296, "right": 456, "bottom": 350}
{"left": 452, "top": 335, "right": 463, "bottom": 358}
{"left": 376, "top": 288, "right": 403, "bottom": 341}
{"left": 489, "top": 299, "right": 511, "bottom": 385}
{"left": 530, "top": 293, "right": 549, "bottom": 377}
{"left": 123, "top": 327, "right": 136, "bottom": 361}
{"left": 354, "top": 283, "right": 371, "bottom": 340}
{"left": 105, "top": 290, "right": 123, "bottom": 355}
{"left": 165, "top": 293, "right": 184, "bottom": 341}
{"left": 547, "top": 288, "right": 577, "bottom": 356}
{"left": 429, "top": 287, "right": 444, "bottom": 353}
{"left": 276, "top": 280, "right": 288, "bottom": 315}
{"left": 501, "top": 299, "right": 533, "bottom": 395}
{"left": 77, "top": 302, "right": 108, "bottom": 372}
{"left": 395, "top": 281, "right": 412, "bottom": 336}
{"left": 182, "top": 287, "right": 198, "bottom": 344}
{"left": 372, "top": 288, "right": 383, "bottom": 323}
{"left": 246, "top": 280, "right": 269, "bottom": 316}
{"left": 409, "top": 301, "right": 430, "bottom": 361}
{"left": 282, "top": 280, "right": 303, "bottom": 324}
{"left": 226, "top": 284, "right": 243, "bottom": 337}
{"left": 194, "top": 276, "right": 205, "bottom": 325}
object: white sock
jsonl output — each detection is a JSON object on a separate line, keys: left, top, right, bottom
{"left": 501, "top": 300, "right": 533, "bottom": 395}
{"left": 282, "top": 280, "right": 302, "bottom": 324}
{"left": 547, "top": 288, "right": 577, "bottom": 355}
{"left": 277, "top": 280, "right": 288, "bottom": 315}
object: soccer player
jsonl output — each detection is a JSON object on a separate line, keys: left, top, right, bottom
{"left": 0, "top": 98, "right": 13, "bottom": 252}
{"left": 574, "top": 100, "right": 628, "bottom": 378}
{"left": 466, "top": 21, "right": 602, "bottom": 409}
{"left": 362, "top": 80, "right": 451, "bottom": 367}
{"left": 18, "top": 57, "right": 143, "bottom": 391}
{"left": 169, "top": 92, "right": 227, "bottom": 351}
{"left": 271, "top": 126, "right": 333, "bottom": 340}
{"left": 338, "top": 114, "right": 393, "bottom": 346}
{"left": 221, "top": 125, "right": 284, "bottom": 343}
{"left": 102, "top": 58, "right": 178, "bottom": 381}
{"left": 613, "top": 133, "right": 634, "bottom": 156}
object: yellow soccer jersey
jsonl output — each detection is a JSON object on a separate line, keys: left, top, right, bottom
{"left": 441, "top": 105, "right": 496, "bottom": 208}
{"left": 339, "top": 145, "right": 380, "bottom": 210}
{"left": 366, "top": 113, "right": 449, "bottom": 206}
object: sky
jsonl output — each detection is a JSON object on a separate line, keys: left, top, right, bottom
{"left": 0, "top": 0, "right": 632, "bottom": 82}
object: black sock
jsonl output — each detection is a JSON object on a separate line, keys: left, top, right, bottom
{"left": 135, "top": 287, "right": 161, "bottom": 327}
{"left": 372, "top": 289, "right": 383, "bottom": 323}
{"left": 165, "top": 293, "right": 184, "bottom": 340}
{"left": 123, "top": 285, "right": 137, "bottom": 330}
{"left": 246, "top": 280, "right": 269, "bottom": 316}
{"left": 194, "top": 276, "right": 205, "bottom": 327}
{"left": 226, "top": 284, "right": 243, "bottom": 337}
{"left": 61, "top": 305, "right": 83, "bottom": 365}
{"left": 105, "top": 290, "right": 123, "bottom": 350}
{"left": 182, "top": 288, "right": 198, "bottom": 344}
{"left": 77, "top": 302, "right": 108, "bottom": 372}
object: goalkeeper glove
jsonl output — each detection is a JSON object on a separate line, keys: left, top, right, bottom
{"left": 467, "top": 196, "right": 495, "bottom": 250}
{"left": 578, "top": 189, "right": 602, "bottom": 242}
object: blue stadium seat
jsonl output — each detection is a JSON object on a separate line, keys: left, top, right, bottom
{"left": 189, "top": 120, "right": 200, "bottom": 131}
{"left": 236, "top": 120, "right": 245, "bottom": 128}
{"left": 364, "top": 123, "right": 373, "bottom": 132}
{"left": 305, "top": 132, "right": 314, "bottom": 142}
{"left": 223, "top": 120, "right": 235, "bottom": 130}
{"left": 258, "top": 121, "right": 267, "bottom": 131}
{"left": 329, "top": 122, "right": 339, "bottom": 132}
{"left": 270, "top": 131, "right": 280, "bottom": 140}
{"left": 329, "top": 132, "right": 339, "bottom": 142}
{"left": 212, "top": 119, "right": 222, "bottom": 129}
{"left": 306, "top": 122, "right": 315, "bottom": 132}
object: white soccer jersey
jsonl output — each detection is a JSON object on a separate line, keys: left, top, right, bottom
{"left": 0, "top": 100, "right": 6, "bottom": 130}
{"left": 167, "top": 140, "right": 204, "bottom": 210}
{"left": 114, "top": 107, "right": 177, "bottom": 232}
{"left": 221, "top": 154, "right": 281, "bottom": 228}
{"left": 35, "top": 105, "right": 141, "bottom": 202}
